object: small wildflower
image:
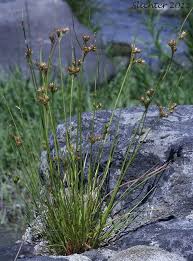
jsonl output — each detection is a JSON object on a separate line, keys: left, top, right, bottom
{"left": 14, "top": 135, "right": 22, "bottom": 147}
{"left": 168, "top": 40, "right": 177, "bottom": 53}
{"left": 48, "top": 82, "right": 58, "bottom": 93}
{"left": 179, "top": 31, "right": 187, "bottom": 40}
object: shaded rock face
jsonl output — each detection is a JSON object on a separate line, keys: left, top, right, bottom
{"left": 91, "top": 0, "right": 189, "bottom": 69}
{"left": 40, "top": 105, "right": 193, "bottom": 259}
{"left": 109, "top": 245, "right": 186, "bottom": 261}
{"left": 0, "top": 0, "right": 115, "bottom": 84}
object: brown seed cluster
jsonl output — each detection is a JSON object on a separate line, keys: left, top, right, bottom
{"left": 157, "top": 102, "right": 177, "bottom": 118}
{"left": 179, "top": 31, "right": 187, "bottom": 40}
{"left": 93, "top": 102, "right": 102, "bottom": 110}
{"left": 131, "top": 44, "right": 145, "bottom": 65}
{"left": 56, "top": 27, "right": 70, "bottom": 38}
{"left": 82, "top": 35, "right": 97, "bottom": 59}
{"left": 37, "top": 93, "right": 49, "bottom": 106}
{"left": 37, "top": 62, "right": 49, "bottom": 75}
{"left": 168, "top": 40, "right": 177, "bottom": 54}
{"left": 48, "top": 82, "right": 58, "bottom": 93}
{"left": 139, "top": 88, "right": 155, "bottom": 109}
{"left": 36, "top": 84, "right": 58, "bottom": 105}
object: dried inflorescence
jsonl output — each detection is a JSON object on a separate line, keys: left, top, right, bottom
{"left": 131, "top": 44, "right": 145, "bottom": 65}
{"left": 179, "top": 31, "right": 188, "bottom": 40}
{"left": 48, "top": 82, "right": 58, "bottom": 93}
{"left": 81, "top": 34, "right": 97, "bottom": 61}
{"left": 55, "top": 27, "right": 70, "bottom": 38}
{"left": 36, "top": 86, "right": 49, "bottom": 106}
{"left": 37, "top": 62, "right": 49, "bottom": 75}
{"left": 157, "top": 102, "right": 177, "bottom": 118}
{"left": 139, "top": 88, "right": 155, "bottom": 109}
{"left": 168, "top": 40, "right": 177, "bottom": 54}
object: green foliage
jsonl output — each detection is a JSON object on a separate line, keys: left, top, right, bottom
{"left": 0, "top": 4, "right": 193, "bottom": 256}
{"left": 65, "top": 0, "right": 96, "bottom": 30}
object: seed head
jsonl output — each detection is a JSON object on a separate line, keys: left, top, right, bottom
{"left": 90, "top": 44, "right": 97, "bottom": 52}
{"left": 38, "top": 62, "right": 49, "bottom": 75}
{"left": 134, "top": 58, "right": 145, "bottom": 64}
{"left": 139, "top": 96, "right": 150, "bottom": 109}
{"left": 48, "top": 82, "right": 58, "bottom": 93}
{"left": 93, "top": 102, "right": 102, "bottom": 110}
{"left": 77, "top": 59, "right": 82, "bottom": 66}
{"left": 179, "top": 31, "right": 187, "bottom": 40}
{"left": 168, "top": 40, "right": 177, "bottom": 53}
{"left": 37, "top": 94, "right": 49, "bottom": 106}
{"left": 168, "top": 102, "right": 177, "bottom": 113}
{"left": 146, "top": 88, "right": 155, "bottom": 97}
{"left": 56, "top": 27, "right": 70, "bottom": 38}
{"left": 158, "top": 105, "right": 168, "bottom": 118}
{"left": 68, "top": 65, "right": 80, "bottom": 75}
{"left": 37, "top": 86, "right": 46, "bottom": 95}
{"left": 131, "top": 45, "right": 141, "bottom": 54}
{"left": 82, "top": 34, "right": 90, "bottom": 42}
{"left": 82, "top": 46, "right": 91, "bottom": 54}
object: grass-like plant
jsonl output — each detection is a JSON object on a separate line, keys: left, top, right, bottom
{"left": 2, "top": 9, "right": 192, "bottom": 256}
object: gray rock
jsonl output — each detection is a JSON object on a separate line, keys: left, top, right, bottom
{"left": 114, "top": 218, "right": 193, "bottom": 261}
{"left": 109, "top": 245, "right": 186, "bottom": 261}
{"left": 40, "top": 105, "right": 193, "bottom": 259}
{"left": 83, "top": 248, "right": 116, "bottom": 260}
{"left": 0, "top": 0, "right": 115, "bottom": 84}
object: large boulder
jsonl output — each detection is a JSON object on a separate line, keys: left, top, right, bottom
{"left": 0, "top": 0, "right": 115, "bottom": 84}
{"left": 109, "top": 245, "right": 186, "bottom": 261}
{"left": 40, "top": 105, "right": 193, "bottom": 259}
